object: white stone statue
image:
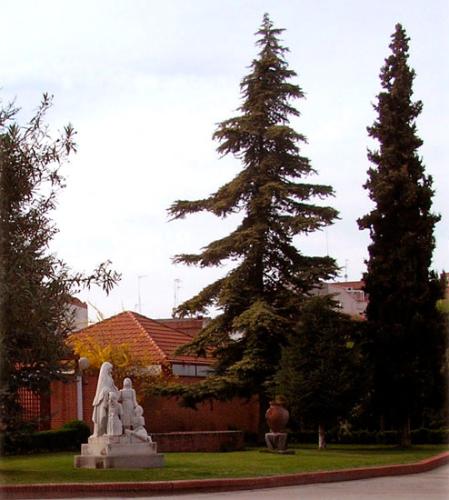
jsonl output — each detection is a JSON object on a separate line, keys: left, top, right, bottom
{"left": 119, "top": 377, "right": 137, "bottom": 431}
{"left": 127, "top": 405, "right": 152, "bottom": 442}
{"left": 91, "top": 361, "right": 118, "bottom": 437}
{"left": 76, "top": 364, "right": 163, "bottom": 468}
{"left": 107, "top": 391, "right": 123, "bottom": 436}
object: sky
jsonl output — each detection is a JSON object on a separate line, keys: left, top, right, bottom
{"left": 2, "top": 0, "right": 448, "bottom": 322}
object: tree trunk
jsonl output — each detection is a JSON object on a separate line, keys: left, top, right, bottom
{"left": 399, "top": 415, "right": 411, "bottom": 448}
{"left": 318, "top": 423, "right": 326, "bottom": 449}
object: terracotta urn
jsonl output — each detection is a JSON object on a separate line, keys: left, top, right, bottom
{"left": 265, "top": 400, "right": 289, "bottom": 433}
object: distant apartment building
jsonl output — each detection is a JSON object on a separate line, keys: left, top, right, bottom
{"left": 67, "top": 297, "right": 89, "bottom": 331}
{"left": 314, "top": 280, "right": 367, "bottom": 319}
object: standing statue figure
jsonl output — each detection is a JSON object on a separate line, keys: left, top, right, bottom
{"left": 119, "top": 377, "right": 137, "bottom": 431}
{"left": 107, "top": 392, "right": 123, "bottom": 436}
{"left": 91, "top": 362, "right": 118, "bottom": 437}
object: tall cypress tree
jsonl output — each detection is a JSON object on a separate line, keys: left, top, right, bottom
{"left": 167, "top": 14, "right": 337, "bottom": 423}
{"left": 358, "top": 24, "right": 443, "bottom": 446}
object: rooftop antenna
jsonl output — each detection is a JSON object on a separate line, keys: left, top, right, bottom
{"left": 344, "top": 260, "right": 349, "bottom": 281}
{"left": 137, "top": 275, "right": 148, "bottom": 313}
{"left": 87, "top": 301, "right": 105, "bottom": 324}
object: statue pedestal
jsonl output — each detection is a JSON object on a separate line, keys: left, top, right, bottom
{"left": 74, "top": 435, "right": 164, "bottom": 469}
{"left": 264, "top": 432, "right": 294, "bottom": 454}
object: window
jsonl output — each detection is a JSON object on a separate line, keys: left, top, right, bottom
{"left": 171, "top": 363, "right": 213, "bottom": 377}
{"left": 196, "top": 365, "right": 213, "bottom": 377}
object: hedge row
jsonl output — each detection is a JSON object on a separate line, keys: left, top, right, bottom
{"left": 4, "top": 420, "right": 90, "bottom": 455}
{"left": 288, "top": 428, "right": 449, "bottom": 445}
{"left": 4, "top": 424, "right": 448, "bottom": 455}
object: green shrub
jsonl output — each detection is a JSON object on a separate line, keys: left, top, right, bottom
{"left": 61, "top": 419, "right": 90, "bottom": 442}
{"left": 288, "top": 428, "right": 449, "bottom": 446}
{"left": 4, "top": 420, "right": 90, "bottom": 455}
{"left": 243, "top": 432, "right": 259, "bottom": 446}
{"left": 289, "top": 431, "right": 317, "bottom": 444}
{"left": 375, "top": 431, "right": 399, "bottom": 445}
{"left": 412, "top": 428, "right": 449, "bottom": 444}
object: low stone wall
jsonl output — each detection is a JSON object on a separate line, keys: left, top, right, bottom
{"left": 150, "top": 430, "right": 244, "bottom": 452}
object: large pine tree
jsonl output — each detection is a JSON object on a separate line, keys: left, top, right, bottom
{"left": 358, "top": 24, "right": 443, "bottom": 446}
{"left": 167, "top": 14, "right": 337, "bottom": 423}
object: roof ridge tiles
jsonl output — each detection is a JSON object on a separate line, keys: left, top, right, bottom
{"left": 148, "top": 316, "right": 200, "bottom": 341}
{"left": 126, "top": 311, "right": 168, "bottom": 362}
{"left": 128, "top": 312, "right": 199, "bottom": 343}
{"left": 131, "top": 313, "right": 210, "bottom": 364}
{"left": 69, "top": 310, "right": 210, "bottom": 366}
{"left": 67, "top": 310, "right": 128, "bottom": 337}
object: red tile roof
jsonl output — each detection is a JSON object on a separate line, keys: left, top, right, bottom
{"left": 157, "top": 318, "right": 207, "bottom": 337}
{"left": 69, "top": 311, "right": 210, "bottom": 366}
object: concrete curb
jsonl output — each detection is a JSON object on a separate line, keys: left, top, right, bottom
{"left": 2, "top": 450, "right": 448, "bottom": 499}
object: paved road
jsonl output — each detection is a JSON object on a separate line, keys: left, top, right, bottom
{"left": 51, "top": 464, "right": 449, "bottom": 500}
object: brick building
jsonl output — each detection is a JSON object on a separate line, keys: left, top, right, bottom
{"left": 20, "top": 278, "right": 375, "bottom": 432}
{"left": 48, "top": 311, "right": 259, "bottom": 434}
{"left": 67, "top": 297, "right": 89, "bottom": 331}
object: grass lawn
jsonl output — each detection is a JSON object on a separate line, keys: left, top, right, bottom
{"left": 0, "top": 444, "right": 447, "bottom": 485}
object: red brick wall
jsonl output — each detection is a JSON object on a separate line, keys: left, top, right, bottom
{"left": 82, "top": 374, "right": 99, "bottom": 427}
{"left": 142, "top": 395, "right": 259, "bottom": 434}
{"left": 18, "top": 388, "right": 51, "bottom": 430}
{"left": 150, "top": 431, "right": 244, "bottom": 452}
{"left": 50, "top": 373, "right": 259, "bottom": 435}
{"left": 49, "top": 379, "right": 78, "bottom": 430}
{"left": 18, "top": 388, "right": 41, "bottom": 422}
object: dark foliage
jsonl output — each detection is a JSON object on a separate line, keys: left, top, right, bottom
{"left": 288, "top": 428, "right": 449, "bottom": 445}
{"left": 4, "top": 420, "right": 90, "bottom": 455}
{"left": 0, "top": 94, "right": 120, "bottom": 437}
{"left": 275, "top": 296, "right": 364, "bottom": 443}
{"left": 161, "top": 14, "right": 337, "bottom": 416}
{"left": 357, "top": 24, "right": 445, "bottom": 445}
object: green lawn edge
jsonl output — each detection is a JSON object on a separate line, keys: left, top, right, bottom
{"left": 1, "top": 444, "right": 447, "bottom": 485}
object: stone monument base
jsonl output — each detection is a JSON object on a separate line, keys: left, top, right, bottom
{"left": 264, "top": 432, "right": 294, "bottom": 454}
{"left": 74, "top": 435, "right": 164, "bottom": 469}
